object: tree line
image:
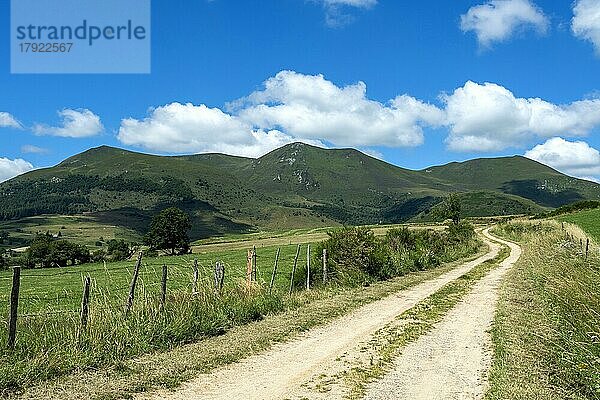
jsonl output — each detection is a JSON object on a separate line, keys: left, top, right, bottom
{"left": 3, "top": 207, "right": 191, "bottom": 269}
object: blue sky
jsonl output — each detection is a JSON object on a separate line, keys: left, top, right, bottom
{"left": 2, "top": 0, "right": 600, "bottom": 182}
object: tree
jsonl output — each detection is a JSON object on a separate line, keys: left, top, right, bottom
{"left": 144, "top": 207, "right": 192, "bottom": 255}
{"left": 25, "top": 235, "right": 90, "bottom": 268}
{"left": 439, "top": 193, "right": 462, "bottom": 225}
{"left": 26, "top": 234, "right": 54, "bottom": 268}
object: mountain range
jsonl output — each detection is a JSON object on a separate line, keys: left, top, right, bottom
{"left": 1, "top": 143, "right": 598, "bottom": 239}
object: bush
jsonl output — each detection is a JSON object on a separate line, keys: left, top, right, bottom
{"left": 106, "top": 239, "right": 137, "bottom": 261}
{"left": 315, "top": 227, "right": 391, "bottom": 286}
{"left": 384, "top": 228, "right": 445, "bottom": 274}
{"left": 314, "top": 223, "right": 479, "bottom": 287}
{"left": 535, "top": 200, "right": 600, "bottom": 219}
{"left": 494, "top": 221, "right": 553, "bottom": 241}
{"left": 446, "top": 220, "right": 476, "bottom": 244}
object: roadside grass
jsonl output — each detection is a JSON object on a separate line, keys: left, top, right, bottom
{"left": 488, "top": 221, "right": 600, "bottom": 400}
{"left": 557, "top": 208, "right": 600, "bottom": 242}
{"left": 340, "top": 241, "right": 510, "bottom": 399}
{"left": 4, "top": 239, "right": 487, "bottom": 400}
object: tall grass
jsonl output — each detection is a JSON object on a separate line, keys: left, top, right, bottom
{"left": 0, "top": 279, "right": 290, "bottom": 393}
{"left": 488, "top": 221, "right": 600, "bottom": 399}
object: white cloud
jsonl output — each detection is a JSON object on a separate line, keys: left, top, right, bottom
{"left": 460, "top": 0, "right": 549, "bottom": 47}
{"left": 234, "top": 71, "right": 444, "bottom": 148}
{"left": 0, "top": 112, "right": 22, "bottom": 129}
{"left": 0, "top": 158, "right": 34, "bottom": 182}
{"left": 316, "top": 0, "right": 377, "bottom": 27}
{"left": 33, "top": 109, "right": 103, "bottom": 138}
{"left": 117, "top": 72, "right": 600, "bottom": 158}
{"left": 21, "top": 145, "right": 49, "bottom": 154}
{"left": 525, "top": 137, "right": 600, "bottom": 178}
{"left": 119, "top": 72, "right": 444, "bottom": 157}
{"left": 443, "top": 81, "right": 600, "bottom": 152}
{"left": 572, "top": 0, "right": 600, "bottom": 54}
{"left": 117, "top": 102, "right": 324, "bottom": 158}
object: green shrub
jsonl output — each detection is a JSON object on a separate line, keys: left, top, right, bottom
{"left": 315, "top": 223, "right": 479, "bottom": 286}
{"left": 534, "top": 200, "right": 600, "bottom": 219}
{"left": 24, "top": 235, "right": 90, "bottom": 268}
{"left": 446, "top": 220, "right": 476, "bottom": 244}
{"left": 315, "top": 227, "right": 391, "bottom": 286}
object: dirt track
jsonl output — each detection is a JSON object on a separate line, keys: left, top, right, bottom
{"left": 364, "top": 230, "right": 521, "bottom": 400}
{"left": 140, "top": 228, "right": 514, "bottom": 400}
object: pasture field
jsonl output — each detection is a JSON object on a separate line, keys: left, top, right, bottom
{"left": 0, "top": 222, "right": 416, "bottom": 315}
{"left": 0, "top": 241, "right": 318, "bottom": 393}
{"left": 557, "top": 208, "right": 600, "bottom": 241}
{"left": 0, "top": 243, "right": 310, "bottom": 315}
{"left": 0, "top": 214, "right": 141, "bottom": 250}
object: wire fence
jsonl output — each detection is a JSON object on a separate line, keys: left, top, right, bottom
{"left": 1, "top": 244, "right": 325, "bottom": 340}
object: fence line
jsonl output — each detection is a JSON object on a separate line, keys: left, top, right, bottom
{"left": 2, "top": 242, "right": 328, "bottom": 348}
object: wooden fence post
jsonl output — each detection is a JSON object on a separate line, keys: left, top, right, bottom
{"left": 78, "top": 275, "right": 91, "bottom": 339}
{"left": 269, "top": 248, "right": 280, "bottom": 295}
{"left": 214, "top": 262, "right": 225, "bottom": 294}
{"left": 306, "top": 244, "right": 311, "bottom": 290}
{"left": 124, "top": 252, "right": 143, "bottom": 316}
{"left": 289, "top": 244, "right": 301, "bottom": 295}
{"left": 586, "top": 238, "right": 590, "bottom": 260}
{"left": 252, "top": 246, "right": 257, "bottom": 282}
{"left": 7, "top": 266, "right": 21, "bottom": 349}
{"left": 322, "top": 249, "right": 328, "bottom": 285}
{"left": 246, "top": 249, "right": 253, "bottom": 286}
{"left": 160, "top": 264, "right": 168, "bottom": 311}
{"left": 192, "top": 259, "right": 199, "bottom": 294}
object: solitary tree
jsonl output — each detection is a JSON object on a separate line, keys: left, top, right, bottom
{"left": 145, "top": 207, "right": 192, "bottom": 255}
{"left": 440, "top": 193, "right": 462, "bottom": 225}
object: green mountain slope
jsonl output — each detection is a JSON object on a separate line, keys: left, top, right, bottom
{"left": 424, "top": 156, "right": 600, "bottom": 207}
{"left": 1, "top": 143, "right": 597, "bottom": 239}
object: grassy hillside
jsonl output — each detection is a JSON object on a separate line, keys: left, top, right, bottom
{"left": 425, "top": 156, "right": 600, "bottom": 207}
{"left": 1, "top": 143, "right": 598, "bottom": 240}
{"left": 557, "top": 208, "right": 600, "bottom": 241}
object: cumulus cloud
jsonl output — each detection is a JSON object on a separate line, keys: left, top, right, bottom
{"left": 234, "top": 71, "right": 444, "bottom": 148}
{"left": 119, "top": 72, "right": 444, "bottom": 156}
{"left": 0, "top": 158, "right": 34, "bottom": 182}
{"left": 572, "top": 0, "right": 600, "bottom": 54}
{"left": 0, "top": 112, "right": 22, "bottom": 129}
{"left": 117, "top": 102, "right": 324, "bottom": 158}
{"left": 525, "top": 137, "right": 600, "bottom": 178}
{"left": 117, "top": 72, "right": 600, "bottom": 157}
{"left": 443, "top": 81, "right": 600, "bottom": 152}
{"left": 460, "top": 0, "right": 549, "bottom": 47}
{"left": 33, "top": 109, "right": 103, "bottom": 138}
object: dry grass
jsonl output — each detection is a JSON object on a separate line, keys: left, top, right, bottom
{"left": 488, "top": 221, "right": 600, "bottom": 400}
